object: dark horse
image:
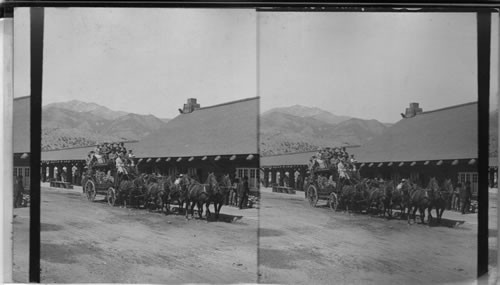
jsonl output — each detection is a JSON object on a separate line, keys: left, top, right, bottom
{"left": 143, "top": 174, "right": 168, "bottom": 212}
{"left": 116, "top": 173, "right": 147, "bottom": 208}
{"left": 407, "top": 180, "right": 433, "bottom": 225}
{"left": 211, "top": 174, "right": 231, "bottom": 221}
{"left": 429, "top": 178, "right": 453, "bottom": 224}
{"left": 179, "top": 173, "right": 219, "bottom": 221}
{"left": 366, "top": 179, "right": 386, "bottom": 216}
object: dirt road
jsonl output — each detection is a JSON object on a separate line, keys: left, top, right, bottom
{"left": 15, "top": 185, "right": 258, "bottom": 283}
{"left": 258, "top": 188, "right": 480, "bottom": 284}
{"left": 12, "top": 185, "right": 498, "bottom": 283}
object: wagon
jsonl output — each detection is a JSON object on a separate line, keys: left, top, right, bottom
{"left": 304, "top": 167, "right": 341, "bottom": 211}
{"left": 83, "top": 162, "right": 119, "bottom": 206}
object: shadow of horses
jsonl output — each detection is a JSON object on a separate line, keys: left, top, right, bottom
{"left": 427, "top": 217, "right": 466, "bottom": 228}
{"left": 209, "top": 213, "right": 244, "bottom": 223}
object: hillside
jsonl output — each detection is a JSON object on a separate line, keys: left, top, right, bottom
{"left": 263, "top": 105, "right": 351, "bottom": 125}
{"left": 42, "top": 100, "right": 169, "bottom": 150}
{"left": 260, "top": 106, "right": 387, "bottom": 156}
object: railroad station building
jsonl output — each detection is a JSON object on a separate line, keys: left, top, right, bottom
{"left": 261, "top": 102, "right": 492, "bottom": 197}
{"left": 355, "top": 102, "right": 480, "bottom": 195}
{"left": 41, "top": 97, "right": 260, "bottom": 190}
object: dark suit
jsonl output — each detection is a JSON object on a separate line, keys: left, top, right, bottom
{"left": 238, "top": 181, "right": 249, "bottom": 209}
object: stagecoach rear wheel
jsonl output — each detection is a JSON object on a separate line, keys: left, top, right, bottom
{"left": 328, "top": 192, "right": 339, "bottom": 211}
{"left": 85, "top": 180, "right": 96, "bottom": 202}
{"left": 107, "top": 187, "right": 116, "bottom": 206}
{"left": 307, "top": 185, "right": 318, "bottom": 207}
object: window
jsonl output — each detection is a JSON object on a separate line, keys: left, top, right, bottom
{"left": 458, "top": 172, "right": 479, "bottom": 196}
{"left": 14, "top": 168, "right": 17, "bottom": 177}
{"left": 25, "top": 168, "right": 30, "bottom": 177}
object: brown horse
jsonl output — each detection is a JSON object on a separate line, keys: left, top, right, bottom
{"left": 179, "top": 174, "right": 218, "bottom": 221}
{"left": 366, "top": 180, "right": 386, "bottom": 216}
{"left": 143, "top": 174, "right": 168, "bottom": 212}
{"left": 211, "top": 174, "right": 231, "bottom": 221}
{"left": 116, "top": 173, "right": 147, "bottom": 208}
{"left": 429, "top": 178, "right": 453, "bottom": 224}
{"left": 407, "top": 181, "right": 433, "bottom": 225}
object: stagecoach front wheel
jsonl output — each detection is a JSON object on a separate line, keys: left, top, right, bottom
{"left": 328, "top": 193, "right": 339, "bottom": 211}
{"left": 107, "top": 187, "right": 116, "bottom": 206}
{"left": 85, "top": 180, "right": 96, "bottom": 202}
{"left": 307, "top": 185, "right": 318, "bottom": 207}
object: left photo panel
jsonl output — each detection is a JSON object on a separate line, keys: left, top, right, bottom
{"left": 13, "top": 8, "right": 259, "bottom": 283}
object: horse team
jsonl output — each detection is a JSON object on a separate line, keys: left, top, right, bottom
{"left": 114, "top": 172, "right": 233, "bottom": 222}
{"left": 336, "top": 177, "right": 454, "bottom": 225}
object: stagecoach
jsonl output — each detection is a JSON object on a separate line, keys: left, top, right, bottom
{"left": 83, "top": 162, "right": 119, "bottom": 206}
{"left": 304, "top": 164, "right": 359, "bottom": 211}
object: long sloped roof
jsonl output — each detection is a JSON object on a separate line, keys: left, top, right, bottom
{"left": 13, "top": 96, "right": 30, "bottom": 153}
{"left": 134, "top": 97, "right": 259, "bottom": 158}
{"left": 355, "top": 102, "right": 477, "bottom": 163}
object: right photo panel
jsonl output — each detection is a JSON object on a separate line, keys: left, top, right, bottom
{"left": 258, "top": 12, "right": 493, "bottom": 284}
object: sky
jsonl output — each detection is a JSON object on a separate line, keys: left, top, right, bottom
{"left": 13, "top": 9, "right": 498, "bottom": 123}
{"left": 14, "top": 8, "right": 256, "bottom": 119}
{"left": 259, "top": 12, "right": 499, "bottom": 123}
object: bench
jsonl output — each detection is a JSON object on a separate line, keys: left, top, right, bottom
{"left": 49, "top": 181, "right": 74, "bottom": 189}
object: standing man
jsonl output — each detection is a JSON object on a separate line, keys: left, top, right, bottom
{"left": 115, "top": 152, "right": 127, "bottom": 183}
{"left": 337, "top": 158, "right": 349, "bottom": 190}
{"left": 14, "top": 175, "right": 24, "bottom": 208}
{"left": 238, "top": 176, "right": 249, "bottom": 209}
{"left": 72, "top": 165, "right": 78, "bottom": 185}
{"left": 461, "top": 181, "right": 472, "bottom": 214}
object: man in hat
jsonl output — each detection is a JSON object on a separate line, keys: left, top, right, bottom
{"left": 14, "top": 175, "right": 24, "bottom": 208}
{"left": 238, "top": 176, "right": 250, "bottom": 209}
{"left": 175, "top": 174, "right": 183, "bottom": 186}
{"left": 397, "top": 179, "right": 406, "bottom": 191}
{"left": 115, "top": 152, "right": 127, "bottom": 182}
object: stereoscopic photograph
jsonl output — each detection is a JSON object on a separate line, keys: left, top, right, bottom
{"left": 6, "top": 5, "right": 498, "bottom": 285}
{"left": 258, "top": 12, "right": 498, "bottom": 284}
{"left": 12, "top": 7, "right": 259, "bottom": 283}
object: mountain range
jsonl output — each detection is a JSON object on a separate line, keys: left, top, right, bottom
{"left": 43, "top": 100, "right": 497, "bottom": 157}
{"left": 42, "top": 100, "right": 170, "bottom": 150}
{"left": 260, "top": 105, "right": 390, "bottom": 156}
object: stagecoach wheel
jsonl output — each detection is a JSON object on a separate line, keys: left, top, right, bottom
{"left": 107, "top": 187, "right": 116, "bottom": 206}
{"left": 328, "top": 193, "right": 339, "bottom": 211}
{"left": 307, "top": 185, "right": 318, "bottom": 207}
{"left": 85, "top": 180, "right": 96, "bottom": 202}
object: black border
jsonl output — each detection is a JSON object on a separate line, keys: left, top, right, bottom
{"left": 477, "top": 12, "right": 491, "bottom": 279}
{"left": 11, "top": 2, "right": 495, "bottom": 283}
{"left": 29, "top": 7, "right": 43, "bottom": 283}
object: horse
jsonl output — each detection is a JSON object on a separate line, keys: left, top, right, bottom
{"left": 168, "top": 176, "right": 189, "bottom": 214}
{"left": 366, "top": 180, "right": 386, "bottom": 216}
{"left": 142, "top": 174, "right": 168, "bottom": 212}
{"left": 179, "top": 174, "right": 218, "bottom": 221}
{"left": 407, "top": 181, "right": 433, "bottom": 225}
{"left": 429, "top": 178, "right": 453, "bottom": 224}
{"left": 381, "top": 181, "right": 398, "bottom": 218}
{"left": 211, "top": 174, "right": 231, "bottom": 221}
{"left": 116, "top": 173, "right": 147, "bottom": 208}
{"left": 346, "top": 179, "right": 371, "bottom": 213}
{"left": 160, "top": 175, "right": 177, "bottom": 214}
